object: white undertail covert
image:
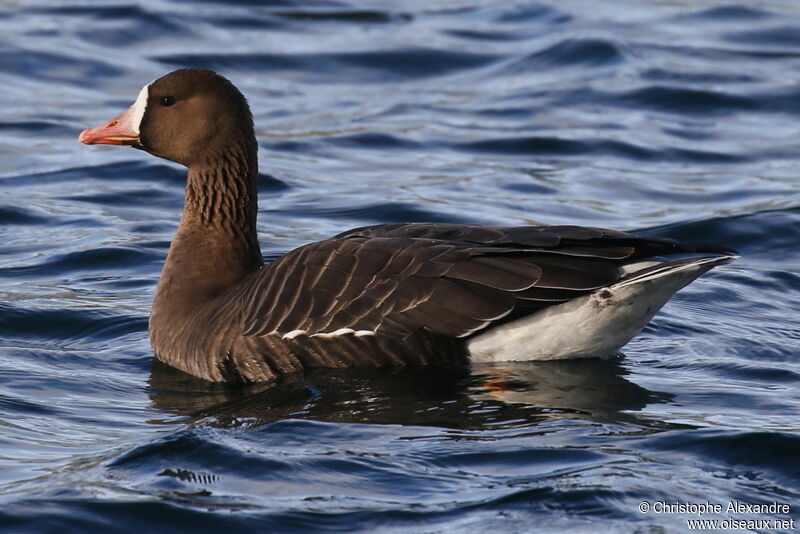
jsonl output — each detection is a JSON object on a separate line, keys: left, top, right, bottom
{"left": 468, "top": 256, "right": 733, "bottom": 362}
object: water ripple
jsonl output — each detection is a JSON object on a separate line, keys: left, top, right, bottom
{"left": 156, "top": 48, "right": 500, "bottom": 82}
{"left": 0, "top": 0, "right": 798, "bottom": 532}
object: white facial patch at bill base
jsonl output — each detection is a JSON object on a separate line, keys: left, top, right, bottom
{"left": 128, "top": 82, "right": 150, "bottom": 135}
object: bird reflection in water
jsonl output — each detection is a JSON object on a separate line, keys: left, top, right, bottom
{"left": 147, "top": 356, "right": 686, "bottom": 431}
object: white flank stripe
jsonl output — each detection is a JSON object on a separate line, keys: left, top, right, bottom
{"left": 354, "top": 330, "right": 376, "bottom": 337}
{"left": 311, "top": 328, "right": 355, "bottom": 339}
{"left": 282, "top": 328, "right": 377, "bottom": 340}
{"left": 282, "top": 329, "right": 306, "bottom": 340}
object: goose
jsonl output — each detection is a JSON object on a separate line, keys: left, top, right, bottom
{"left": 79, "top": 68, "right": 737, "bottom": 383}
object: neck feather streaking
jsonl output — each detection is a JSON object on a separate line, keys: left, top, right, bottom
{"left": 184, "top": 141, "right": 259, "bottom": 237}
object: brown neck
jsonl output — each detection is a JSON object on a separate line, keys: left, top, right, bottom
{"left": 153, "top": 140, "right": 263, "bottom": 317}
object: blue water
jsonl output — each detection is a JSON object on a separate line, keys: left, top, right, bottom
{"left": 1, "top": 1, "right": 799, "bottom": 532}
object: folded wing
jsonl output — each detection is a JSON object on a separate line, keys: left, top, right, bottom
{"left": 234, "top": 223, "right": 731, "bottom": 341}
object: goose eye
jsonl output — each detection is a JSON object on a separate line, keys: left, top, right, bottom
{"left": 160, "top": 96, "right": 176, "bottom": 107}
